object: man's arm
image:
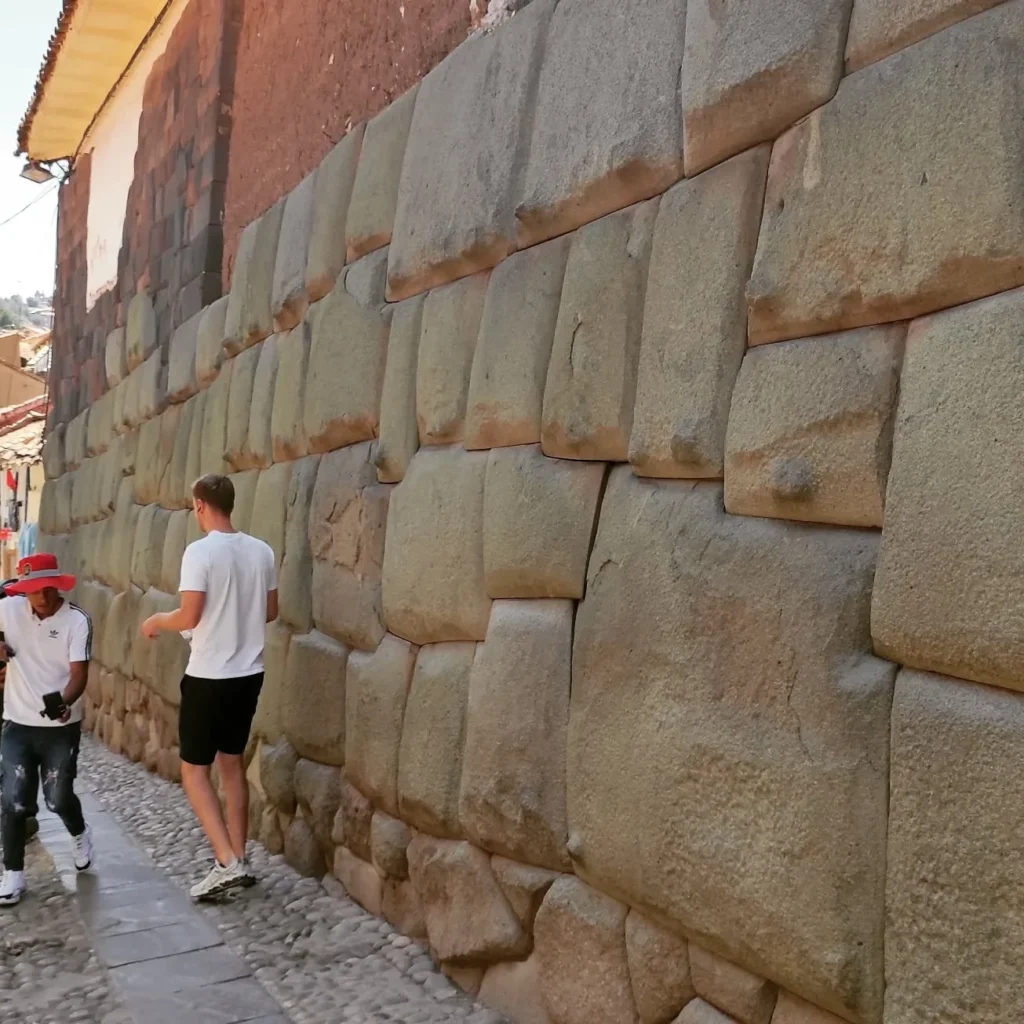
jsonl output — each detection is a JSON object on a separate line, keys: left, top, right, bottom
{"left": 63, "top": 660, "right": 88, "bottom": 711}
{"left": 142, "top": 591, "right": 205, "bottom": 638}
{"left": 266, "top": 589, "right": 279, "bottom": 623}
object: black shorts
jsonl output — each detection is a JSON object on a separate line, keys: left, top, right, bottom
{"left": 179, "top": 672, "right": 263, "bottom": 767}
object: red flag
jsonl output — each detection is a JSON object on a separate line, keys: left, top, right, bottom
{"left": 5, "top": 471, "right": 16, "bottom": 492}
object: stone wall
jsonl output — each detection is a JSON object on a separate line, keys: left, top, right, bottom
{"left": 38, "top": 2, "right": 1024, "bottom": 1023}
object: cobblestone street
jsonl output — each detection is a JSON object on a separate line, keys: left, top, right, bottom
{"left": 0, "top": 736, "right": 504, "bottom": 1024}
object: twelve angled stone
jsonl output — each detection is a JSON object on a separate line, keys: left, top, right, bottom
{"left": 272, "top": 170, "right": 317, "bottom": 332}
{"left": 283, "top": 629, "right": 349, "bottom": 765}
{"left": 376, "top": 295, "right": 424, "bottom": 483}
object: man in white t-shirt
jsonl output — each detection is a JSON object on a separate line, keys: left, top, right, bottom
{"left": 142, "top": 474, "right": 277, "bottom": 900}
{"left": 0, "top": 553, "right": 94, "bottom": 906}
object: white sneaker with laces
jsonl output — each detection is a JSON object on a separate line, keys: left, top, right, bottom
{"left": 239, "top": 856, "right": 257, "bottom": 888}
{"left": 72, "top": 825, "right": 94, "bottom": 871}
{"left": 190, "top": 858, "right": 247, "bottom": 901}
{"left": 0, "top": 870, "right": 26, "bottom": 906}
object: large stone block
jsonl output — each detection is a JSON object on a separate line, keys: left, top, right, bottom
{"left": 309, "top": 442, "right": 389, "bottom": 651}
{"left": 480, "top": 956, "right": 552, "bottom": 1024}
{"left": 886, "top": 670, "right": 1024, "bottom": 1024}
{"left": 184, "top": 390, "right": 206, "bottom": 497}
{"left": 305, "top": 125, "right": 364, "bottom": 303}
{"left": 747, "top": 3, "right": 1024, "bottom": 344}
{"left": 167, "top": 310, "right": 201, "bottom": 404}
{"left": 678, "top": 1001, "right": 738, "bottom": 1024}
{"left": 160, "top": 509, "right": 190, "bottom": 594}
{"left": 282, "top": 630, "right": 349, "bottom": 765}
{"left": 342, "top": 241, "right": 389, "bottom": 311}
{"left": 136, "top": 350, "right": 168, "bottom": 423}
{"left": 240, "top": 199, "right": 286, "bottom": 351}
{"left": 626, "top": 912, "right": 694, "bottom": 1024}
{"left": 333, "top": 771, "right": 374, "bottom": 860}
{"left": 228, "top": 468, "right": 259, "bottom": 535}
{"left": 161, "top": 399, "right": 196, "bottom": 511}
{"left": 199, "top": 359, "right": 232, "bottom": 477}
{"left": 345, "top": 634, "right": 417, "bottom": 818}
{"left": 346, "top": 86, "right": 418, "bottom": 263}
{"left": 542, "top": 201, "right": 657, "bottom": 461}
{"left": 224, "top": 218, "right": 259, "bottom": 354}
{"left": 86, "top": 389, "right": 114, "bottom": 457}
{"left": 279, "top": 454, "right": 319, "bottom": 633}
{"left": 386, "top": 0, "right": 555, "bottom": 301}
{"left": 398, "top": 641, "right": 474, "bottom": 840}
{"left": 249, "top": 462, "right": 292, "bottom": 574}
{"left": 534, "top": 876, "right": 639, "bottom": 1024}
{"left": 55, "top": 472, "right": 75, "bottom": 535}
{"left": 382, "top": 447, "right": 490, "bottom": 644}
{"left": 630, "top": 147, "right": 769, "bottom": 479}
{"left": 105, "top": 327, "right": 126, "bottom": 387}
{"left": 270, "top": 321, "right": 311, "bottom": 462}
{"left": 334, "top": 848, "right": 383, "bottom": 915}
{"left": 294, "top": 758, "right": 341, "bottom": 856}
{"left": 225, "top": 343, "right": 261, "bottom": 469}
{"left": 770, "top": 994, "right": 847, "bottom": 1024}
{"left": 724, "top": 325, "right": 904, "bottom": 528}
{"left": 39, "top": 480, "right": 58, "bottom": 536}
{"left": 376, "top": 295, "right": 424, "bottom": 483}
{"left": 65, "top": 410, "right": 88, "bottom": 470}
{"left": 568, "top": 469, "right": 894, "bottom": 1023}
{"left": 109, "top": 480, "right": 139, "bottom": 593}
{"left": 872, "top": 288, "right": 1024, "bottom": 691}
{"left": 130, "top": 505, "right": 171, "bottom": 592}
{"left": 303, "top": 282, "right": 388, "bottom": 454}
{"left": 134, "top": 404, "right": 181, "bottom": 506}
{"left": 465, "top": 237, "right": 570, "bottom": 452}
{"left": 253, "top": 619, "right": 291, "bottom": 743}
{"left": 681, "top": 0, "right": 850, "bottom": 177}
{"left": 42, "top": 423, "right": 64, "bottom": 482}
{"left": 272, "top": 170, "right": 317, "bottom": 332}
{"left": 247, "top": 334, "right": 279, "bottom": 470}
{"left": 126, "top": 292, "right": 157, "bottom": 372}
{"left": 260, "top": 736, "right": 298, "bottom": 813}
{"left": 104, "top": 585, "right": 143, "bottom": 680}
{"left": 690, "top": 946, "right": 776, "bottom": 1024}
{"left": 285, "top": 816, "right": 325, "bottom": 878}
{"left": 196, "top": 295, "right": 228, "bottom": 388}
{"left": 460, "top": 600, "right": 572, "bottom": 872}
{"left": 416, "top": 273, "right": 488, "bottom": 447}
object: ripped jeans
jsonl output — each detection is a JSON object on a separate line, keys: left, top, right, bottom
{"left": 1, "top": 722, "right": 84, "bottom": 870}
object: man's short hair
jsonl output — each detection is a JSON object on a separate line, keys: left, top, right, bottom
{"left": 192, "top": 474, "right": 235, "bottom": 516}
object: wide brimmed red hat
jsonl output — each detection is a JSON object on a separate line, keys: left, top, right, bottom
{"left": 6, "top": 553, "right": 76, "bottom": 595}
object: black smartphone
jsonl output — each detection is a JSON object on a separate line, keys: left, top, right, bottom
{"left": 41, "top": 692, "right": 68, "bottom": 721}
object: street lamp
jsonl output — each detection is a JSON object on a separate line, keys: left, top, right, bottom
{"left": 19, "top": 161, "right": 54, "bottom": 184}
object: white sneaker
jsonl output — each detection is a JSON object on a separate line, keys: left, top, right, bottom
{"left": 72, "top": 825, "right": 94, "bottom": 871}
{"left": 0, "top": 870, "right": 25, "bottom": 906}
{"left": 239, "top": 856, "right": 257, "bottom": 888}
{"left": 189, "top": 858, "right": 247, "bottom": 901}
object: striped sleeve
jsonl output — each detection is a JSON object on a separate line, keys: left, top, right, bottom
{"left": 68, "top": 604, "right": 93, "bottom": 662}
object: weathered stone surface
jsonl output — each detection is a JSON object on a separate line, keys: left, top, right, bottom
{"left": 304, "top": 283, "right": 388, "bottom": 453}
{"left": 681, "top": 0, "right": 850, "bottom": 177}
{"left": 196, "top": 295, "right": 228, "bottom": 387}
{"left": 690, "top": 947, "right": 776, "bottom": 1024}
{"left": 332, "top": 772, "right": 374, "bottom": 861}
{"left": 86, "top": 389, "right": 114, "bottom": 456}
{"left": 770, "top": 993, "right": 847, "bottom": 1024}
{"left": 416, "top": 273, "right": 488, "bottom": 446}
{"left": 460, "top": 600, "right": 572, "bottom": 872}
{"left": 224, "top": 218, "right": 259, "bottom": 354}
{"left": 42, "top": 423, "right": 64, "bottom": 482}
{"left": 465, "top": 238, "right": 570, "bottom": 451}
{"left": 376, "top": 295, "right": 424, "bottom": 483}
{"left": 484, "top": 444, "right": 603, "bottom": 600}
{"left": 65, "top": 410, "right": 88, "bottom": 470}
{"left": 345, "top": 634, "right": 417, "bottom": 818}
{"left": 309, "top": 442, "right": 389, "bottom": 651}
{"left": 343, "top": 247, "right": 389, "bottom": 310}
{"left": 294, "top": 757, "right": 341, "bottom": 855}
{"left": 160, "top": 509, "right": 190, "bottom": 594}
{"left": 747, "top": 4, "right": 1024, "bottom": 344}
{"left": 132, "top": 588, "right": 188, "bottom": 706}
{"left": 253, "top": 619, "right": 291, "bottom": 743}
{"left": 443, "top": 964, "right": 484, "bottom": 998}
{"left": 135, "top": 404, "right": 181, "bottom": 506}
{"left": 39, "top": 480, "right": 58, "bottom": 536}
{"left": 284, "top": 816, "right": 325, "bottom": 878}
{"left": 724, "top": 325, "right": 904, "bottom": 528}
{"left": 167, "top": 310, "right": 201, "bottom": 403}
{"left": 396, "top": 641, "right": 473, "bottom": 840}
{"left": 121, "top": 372, "right": 141, "bottom": 430}
{"left": 480, "top": 957, "right": 552, "bottom": 1024}
{"left": 306, "top": 124, "right": 365, "bottom": 302}
{"left": 105, "top": 327, "right": 127, "bottom": 387}
{"left": 199, "top": 359, "right": 233, "bottom": 477}
{"left": 535, "top": 876, "right": 638, "bottom": 1024}
{"left": 270, "top": 320, "right": 311, "bottom": 461}
{"left": 333, "top": 848, "right": 383, "bottom": 915}
{"left": 245, "top": 333, "right": 279, "bottom": 470}
{"left": 873, "top": 289, "right": 1024, "bottom": 692}
{"left": 626, "top": 913, "right": 694, "bottom": 1024}
{"left": 846, "top": 0, "right": 1004, "bottom": 72}
{"left": 283, "top": 629, "right": 349, "bottom": 765}
{"left": 104, "top": 586, "right": 141, "bottom": 680}
{"left": 278, "top": 454, "right": 319, "bottom": 633}
{"left": 382, "top": 447, "right": 490, "bottom": 644}
{"left": 886, "top": 669, "right": 1024, "bottom": 1024}
{"left": 183, "top": 389, "right": 206, "bottom": 494}
{"left": 407, "top": 835, "right": 529, "bottom": 965}
{"left": 371, "top": 811, "right": 412, "bottom": 880}
{"left": 569, "top": 469, "right": 893, "bottom": 1023}
{"left": 126, "top": 292, "right": 157, "bottom": 371}
{"left": 272, "top": 170, "right": 317, "bottom": 332}
{"left": 225, "top": 342, "right": 261, "bottom": 469}
{"left": 260, "top": 736, "right": 299, "bottom": 815}
{"left": 249, "top": 462, "right": 291, "bottom": 574}
{"left": 387, "top": 0, "right": 554, "bottom": 301}
{"left": 55, "top": 472, "right": 75, "bottom": 535}
{"left": 491, "top": 857, "right": 558, "bottom": 933}
{"left": 346, "top": 86, "right": 418, "bottom": 262}
{"left": 130, "top": 505, "right": 171, "bottom": 592}
{"left": 382, "top": 878, "right": 427, "bottom": 939}
{"left": 136, "top": 351, "right": 167, "bottom": 423}
{"left": 630, "top": 147, "right": 769, "bottom": 479}
{"left": 676, "top": 1001, "right": 738, "bottom": 1024}
{"left": 222, "top": 469, "right": 256, "bottom": 535}
{"left": 240, "top": 199, "right": 286, "bottom": 350}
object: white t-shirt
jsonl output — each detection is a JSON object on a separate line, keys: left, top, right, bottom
{"left": 179, "top": 530, "right": 276, "bottom": 679}
{"left": 0, "top": 596, "right": 91, "bottom": 727}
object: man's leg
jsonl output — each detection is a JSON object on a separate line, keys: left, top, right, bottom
{"left": 214, "top": 752, "right": 248, "bottom": 862}
{"left": 0, "top": 724, "right": 39, "bottom": 873}
{"left": 38, "top": 722, "right": 86, "bottom": 838}
{"left": 180, "top": 762, "right": 235, "bottom": 866}
{"left": 214, "top": 672, "right": 263, "bottom": 866}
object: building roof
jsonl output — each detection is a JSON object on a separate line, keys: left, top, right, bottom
{"left": 0, "top": 397, "right": 48, "bottom": 467}
{"left": 18, "top": 0, "right": 171, "bottom": 161}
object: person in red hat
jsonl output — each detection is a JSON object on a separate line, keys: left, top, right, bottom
{"left": 0, "top": 553, "right": 94, "bottom": 906}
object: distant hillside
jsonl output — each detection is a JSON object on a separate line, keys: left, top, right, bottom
{"left": 0, "top": 292, "right": 52, "bottom": 330}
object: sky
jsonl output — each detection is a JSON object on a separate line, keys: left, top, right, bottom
{"left": 0, "top": 2, "right": 63, "bottom": 300}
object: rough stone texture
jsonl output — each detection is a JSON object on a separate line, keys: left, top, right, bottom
{"left": 383, "top": 877, "right": 427, "bottom": 939}
{"left": 334, "top": 847, "right": 384, "bottom": 915}
{"left": 346, "top": 634, "right": 418, "bottom": 817}
{"left": 185, "top": 388, "right": 207, "bottom": 491}
{"left": 295, "top": 757, "right": 342, "bottom": 855}
{"left": 261, "top": 736, "right": 299, "bottom": 814}
{"left": 568, "top": 469, "right": 893, "bottom": 1023}
{"left": 225, "top": 342, "right": 262, "bottom": 469}
{"left": 196, "top": 294, "right": 228, "bottom": 387}
{"left": 542, "top": 201, "right": 657, "bottom": 462}
{"left": 343, "top": 247, "right": 390, "bottom": 311}
{"left": 225, "top": 219, "right": 260, "bottom": 353}
{"left": 371, "top": 811, "right": 413, "bottom": 880}
{"left": 846, "top": 0, "right": 1005, "bottom": 72}
{"left": 161, "top": 398, "right": 196, "bottom": 509}
{"left": 535, "top": 876, "right": 639, "bottom": 1024}
{"left": 626, "top": 912, "right": 695, "bottom": 1024}
{"left": 873, "top": 288, "right": 1024, "bottom": 692}
{"left": 334, "top": 771, "right": 374, "bottom": 862}
{"left": 491, "top": 857, "right": 558, "bottom": 934}
{"left": 724, "top": 325, "right": 904, "bottom": 528}
{"left": 746, "top": 3, "right": 1024, "bottom": 345}
{"left": 681, "top": 0, "right": 851, "bottom": 177}
{"left": 407, "top": 835, "right": 529, "bottom": 965}
{"left": 135, "top": 403, "right": 181, "bottom": 506}
{"left": 126, "top": 291, "right": 157, "bottom": 371}
{"left": 272, "top": 169, "right": 317, "bottom": 331}
{"left": 253, "top": 618, "right": 291, "bottom": 744}
{"left": 167, "top": 309, "right": 201, "bottom": 403}
{"left": 200, "top": 358, "right": 232, "bottom": 476}
{"left": 241, "top": 199, "right": 286, "bottom": 350}
{"left": 247, "top": 332, "right": 280, "bottom": 469}
{"left": 130, "top": 504, "right": 171, "bottom": 592}
{"left": 690, "top": 946, "right": 777, "bottom": 1024}
{"left": 103, "top": 585, "right": 142, "bottom": 680}
{"left": 376, "top": 295, "right": 425, "bottom": 483}
{"left": 309, "top": 441, "right": 390, "bottom": 651}
{"left": 43, "top": 423, "right": 65, "bottom": 481}
{"left": 382, "top": 447, "right": 491, "bottom": 644}
{"left": 271, "top": 319, "right": 312, "bottom": 461}
{"left": 770, "top": 993, "right": 847, "bottom": 1024}
{"left": 228, "top": 467, "right": 259, "bottom": 534}
{"left": 416, "top": 273, "right": 488, "bottom": 446}
{"left": 397, "top": 641, "right": 474, "bottom": 840}
{"left": 346, "top": 86, "right": 418, "bottom": 263}
{"left": 304, "top": 278, "right": 389, "bottom": 453}
{"left": 517, "top": 0, "right": 685, "bottom": 250}
{"left": 105, "top": 326, "right": 127, "bottom": 387}
{"left": 480, "top": 956, "right": 552, "bottom": 1024}
{"left": 630, "top": 146, "right": 769, "bottom": 479}
{"left": 283, "top": 629, "right": 349, "bottom": 765}
{"left": 160, "top": 509, "right": 190, "bottom": 594}
{"left": 109, "top": 480, "right": 139, "bottom": 593}
{"left": 460, "top": 600, "right": 572, "bottom": 872}
{"left": 86, "top": 389, "right": 114, "bottom": 456}
{"left": 305, "top": 125, "right": 365, "bottom": 303}
{"left": 65, "top": 410, "right": 88, "bottom": 469}
{"left": 465, "top": 237, "right": 570, "bottom": 451}
{"left": 677, "top": 1001, "right": 739, "bottom": 1024}
{"left": 249, "top": 461, "right": 292, "bottom": 573}
{"left": 285, "top": 815, "right": 326, "bottom": 878}
{"left": 885, "top": 669, "right": 1024, "bottom": 1024}
{"left": 387, "top": 0, "right": 555, "bottom": 301}
{"left": 279, "top": 454, "right": 319, "bottom": 633}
